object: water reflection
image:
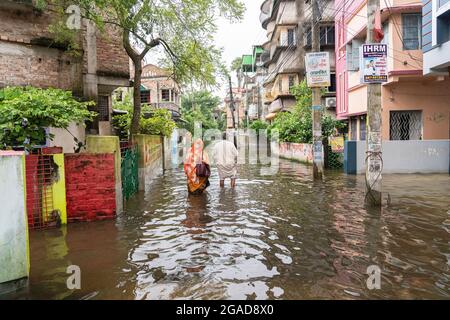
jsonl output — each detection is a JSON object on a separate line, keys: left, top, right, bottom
{"left": 4, "top": 160, "right": 450, "bottom": 300}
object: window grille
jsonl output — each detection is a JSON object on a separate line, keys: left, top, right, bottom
{"left": 98, "top": 95, "right": 110, "bottom": 121}
{"left": 402, "top": 14, "right": 422, "bottom": 50}
{"left": 390, "top": 110, "right": 422, "bottom": 140}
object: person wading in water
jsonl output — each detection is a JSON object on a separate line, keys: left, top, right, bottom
{"left": 212, "top": 132, "right": 238, "bottom": 188}
{"left": 184, "top": 138, "right": 210, "bottom": 195}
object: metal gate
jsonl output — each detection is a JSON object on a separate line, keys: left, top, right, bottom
{"left": 25, "top": 153, "right": 59, "bottom": 229}
{"left": 121, "top": 143, "right": 139, "bottom": 201}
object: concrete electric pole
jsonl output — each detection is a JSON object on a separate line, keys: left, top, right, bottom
{"left": 365, "top": 0, "right": 383, "bottom": 206}
{"left": 311, "top": 0, "right": 324, "bottom": 179}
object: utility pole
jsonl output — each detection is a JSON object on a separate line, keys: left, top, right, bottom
{"left": 311, "top": 0, "right": 323, "bottom": 179}
{"left": 228, "top": 75, "right": 237, "bottom": 147}
{"left": 365, "top": 0, "right": 383, "bottom": 206}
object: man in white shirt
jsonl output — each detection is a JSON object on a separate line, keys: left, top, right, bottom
{"left": 212, "top": 132, "right": 238, "bottom": 188}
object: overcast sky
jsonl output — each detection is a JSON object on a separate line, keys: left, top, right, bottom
{"left": 214, "top": 0, "right": 266, "bottom": 97}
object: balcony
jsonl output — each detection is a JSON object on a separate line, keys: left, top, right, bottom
{"left": 152, "top": 101, "right": 180, "bottom": 113}
{"left": 259, "top": 0, "right": 272, "bottom": 29}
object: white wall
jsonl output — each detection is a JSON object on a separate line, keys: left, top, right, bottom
{"left": 354, "top": 140, "right": 450, "bottom": 173}
{"left": 48, "top": 122, "right": 86, "bottom": 153}
{"left": 0, "top": 152, "right": 29, "bottom": 284}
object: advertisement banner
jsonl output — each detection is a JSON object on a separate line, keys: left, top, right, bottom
{"left": 305, "top": 52, "right": 330, "bottom": 87}
{"left": 329, "top": 136, "right": 345, "bottom": 153}
{"left": 360, "top": 44, "right": 388, "bottom": 83}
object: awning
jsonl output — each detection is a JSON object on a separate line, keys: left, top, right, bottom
{"left": 269, "top": 99, "right": 283, "bottom": 113}
{"left": 265, "top": 112, "right": 277, "bottom": 121}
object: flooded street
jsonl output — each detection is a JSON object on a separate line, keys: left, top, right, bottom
{"left": 10, "top": 159, "right": 450, "bottom": 299}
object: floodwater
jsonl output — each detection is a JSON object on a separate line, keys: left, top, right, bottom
{"left": 5, "top": 159, "right": 450, "bottom": 299}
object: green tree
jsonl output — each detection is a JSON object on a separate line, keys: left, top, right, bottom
{"left": 45, "top": 0, "right": 244, "bottom": 137}
{"left": 0, "top": 86, "right": 95, "bottom": 149}
{"left": 111, "top": 102, "right": 176, "bottom": 139}
{"left": 180, "top": 90, "right": 223, "bottom": 134}
{"left": 269, "top": 80, "right": 345, "bottom": 143}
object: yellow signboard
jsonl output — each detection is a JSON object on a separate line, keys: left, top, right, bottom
{"left": 330, "top": 136, "right": 344, "bottom": 153}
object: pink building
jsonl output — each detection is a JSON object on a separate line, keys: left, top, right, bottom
{"left": 335, "top": 0, "right": 450, "bottom": 141}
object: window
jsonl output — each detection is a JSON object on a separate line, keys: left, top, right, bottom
{"left": 346, "top": 39, "right": 363, "bottom": 71}
{"left": 359, "top": 115, "right": 366, "bottom": 141}
{"left": 304, "top": 26, "right": 312, "bottom": 46}
{"left": 350, "top": 117, "right": 357, "bottom": 140}
{"left": 437, "top": 10, "right": 450, "bottom": 45}
{"left": 390, "top": 110, "right": 422, "bottom": 140}
{"left": 288, "top": 75, "right": 296, "bottom": 90}
{"left": 402, "top": 13, "right": 422, "bottom": 50}
{"left": 328, "top": 73, "right": 336, "bottom": 93}
{"left": 287, "top": 29, "right": 295, "bottom": 46}
{"left": 161, "top": 89, "right": 170, "bottom": 101}
{"left": 320, "top": 26, "right": 335, "bottom": 45}
{"left": 278, "top": 79, "right": 283, "bottom": 92}
{"left": 98, "top": 95, "right": 110, "bottom": 121}
{"left": 141, "top": 90, "right": 150, "bottom": 104}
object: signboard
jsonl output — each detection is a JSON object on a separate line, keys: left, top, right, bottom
{"left": 305, "top": 52, "right": 330, "bottom": 87}
{"left": 329, "top": 136, "right": 344, "bottom": 153}
{"left": 360, "top": 44, "right": 388, "bottom": 83}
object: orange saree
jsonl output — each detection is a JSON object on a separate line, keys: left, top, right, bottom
{"left": 184, "top": 139, "right": 210, "bottom": 195}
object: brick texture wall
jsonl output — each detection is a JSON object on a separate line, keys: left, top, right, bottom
{"left": 64, "top": 153, "right": 116, "bottom": 222}
{"left": 0, "top": 4, "right": 129, "bottom": 90}
{"left": 96, "top": 25, "right": 129, "bottom": 78}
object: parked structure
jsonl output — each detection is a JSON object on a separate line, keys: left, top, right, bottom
{"left": 335, "top": 0, "right": 450, "bottom": 141}
{"left": 422, "top": 0, "right": 450, "bottom": 77}
{"left": 0, "top": 1, "right": 130, "bottom": 151}
{"left": 259, "top": 0, "right": 336, "bottom": 122}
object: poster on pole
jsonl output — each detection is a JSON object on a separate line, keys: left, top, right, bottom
{"left": 305, "top": 52, "right": 330, "bottom": 87}
{"left": 360, "top": 44, "right": 388, "bottom": 83}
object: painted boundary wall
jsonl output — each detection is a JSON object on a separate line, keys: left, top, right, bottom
{"left": 133, "top": 134, "right": 163, "bottom": 192}
{"left": 85, "top": 135, "right": 123, "bottom": 214}
{"left": 65, "top": 153, "right": 116, "bottom": 222}
{"left": 277, "top": 142, "right": 313, "bottom": 164}
{"left": 344, "top": 140, "right": 450, "bottom": 174}
{"left": 0, "top": 151, "right": 29, "bottom": 285}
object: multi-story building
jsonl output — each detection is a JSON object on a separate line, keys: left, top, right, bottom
{"left": 335, "top": 0, "right": 450, "bottom": 141}
{"left": 0, "top": 0, "right": 130, "bottom": 151}
{"left": 259, "top": 0, "right": 336, "bottom": 122}
{"left": 239, "top": 45, "right": 267, "bottom": 122}
{"left": 140, "top": 64, "right": 181, "bottom": 117}
{"left": 422, "top": 0, "right": 450, "bottom": 77}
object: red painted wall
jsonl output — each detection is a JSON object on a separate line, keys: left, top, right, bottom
{"left": 64, "top": 153, "right": 116, "bottom": 222}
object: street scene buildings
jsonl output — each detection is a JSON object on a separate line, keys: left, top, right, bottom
{"left": 0, "top": 0, "right": 449, "bottom": 301}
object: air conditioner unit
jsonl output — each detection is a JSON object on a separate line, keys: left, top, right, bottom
{"left": 325, "top": 97, "right": 336, "bottom": 109}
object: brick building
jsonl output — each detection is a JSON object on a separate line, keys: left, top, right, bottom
{"left": 0, "top": 1, "right": 130, "bottom": 152}
{"left": 115, "top": 63, "right": 181, "bottom": 119}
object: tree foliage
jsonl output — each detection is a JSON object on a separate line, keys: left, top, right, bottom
{"left": 111, "top": 101, "right": 176, "bottom": 139}
{"left": 180, "top": 90, "right": 224, "bottom": 134}
{"left": 0, "top": 86, "right": 95, "bottom": 149}
{"left": 44, "top": 0, "right": 244, "bottom": 135}
{"left": 268, "top": 80, "right": 345, "bottom": 144}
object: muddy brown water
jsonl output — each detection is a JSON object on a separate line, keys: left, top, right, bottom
{"left": 6, "top": 159, "right": 450, "bottom": 299}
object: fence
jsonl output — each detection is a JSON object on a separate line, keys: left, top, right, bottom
{"left": 25, "top": 149, "right": 67, "bottom": 229}
{"left": 120, "top": 142, "right": 139, "bottom": 201}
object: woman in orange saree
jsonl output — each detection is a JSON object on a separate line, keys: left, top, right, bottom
{"left": 184, "top": 138, "right": 210, "bottom": 195}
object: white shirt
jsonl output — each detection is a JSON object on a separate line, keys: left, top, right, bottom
{"left": 213, "top": 140, "right": 238, "bottom": 166}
